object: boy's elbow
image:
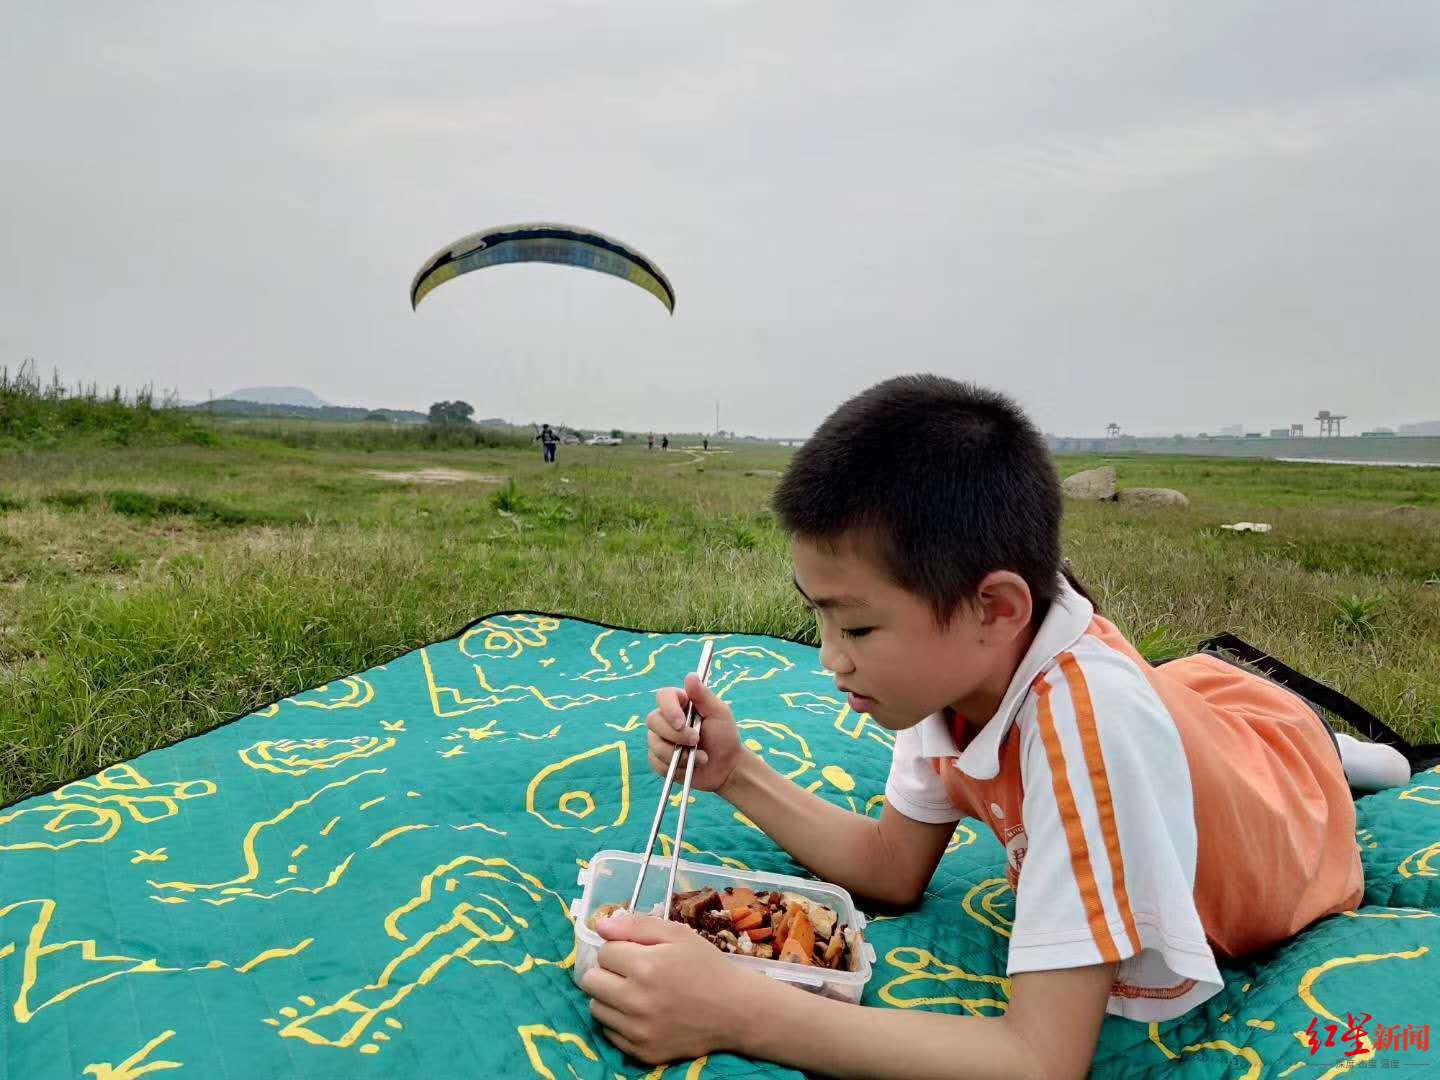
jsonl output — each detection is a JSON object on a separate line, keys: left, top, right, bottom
{"left": 863, "top": 878, "right": 927, "bottom": 911}
{"left": 860, "top": 820, "right": 937, "bottom": 908}
{"left": 891, "top": 878, "right": 929, "bottom": 908}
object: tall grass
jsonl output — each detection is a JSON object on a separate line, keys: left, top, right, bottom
{"left": 0, "top": 359, "right": 215, "bottom": 452}
{"left": 216, "top": 417, "right": 530, "bottom": 452}
{"left": 0, "top": 361, "right": 530, "bottom": 455}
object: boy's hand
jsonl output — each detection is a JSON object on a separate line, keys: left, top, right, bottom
{"left": 581, "top": 914, "right": 750, "bottom": 1065}
{"left": 645, "top": 674, "right": 745, "bottom": 792}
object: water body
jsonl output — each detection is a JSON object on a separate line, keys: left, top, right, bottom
{"left": 1276, "top": 457, "right": 1440, "bottom": 469}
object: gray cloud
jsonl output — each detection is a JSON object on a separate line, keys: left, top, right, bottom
{"left": 4, "top": 1, "right": 1437, "bottom": 436}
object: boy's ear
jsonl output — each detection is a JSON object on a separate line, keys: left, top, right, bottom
{"left": 975, "top": 571, "right": 1034, "bottom": 640}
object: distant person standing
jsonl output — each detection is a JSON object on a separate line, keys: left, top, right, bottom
{"left": 703, "top": 437, "right": 709, "bottom": 451}
{"left": 536, "top": 423, "right": 558, "bottom": 463}
{"left": 647, "top": 432, "right": 655, "bottom": 451}
{"left": 661, "top": 434, "right": 669, "bottom": 451}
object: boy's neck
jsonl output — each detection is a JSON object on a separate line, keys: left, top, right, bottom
{"left": 949, "top": 620, "right": 1039, "bottom": 735}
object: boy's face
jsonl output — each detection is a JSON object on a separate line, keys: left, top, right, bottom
{"left": 789, "top": 533, "right": 1024, "bottom": 731}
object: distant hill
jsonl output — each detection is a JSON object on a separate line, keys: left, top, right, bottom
{"left": 1399, "top": 420, "right": 1440, "bottom": 436}
{"left": 223, "top": 386, "right": 329, "bottom": 408}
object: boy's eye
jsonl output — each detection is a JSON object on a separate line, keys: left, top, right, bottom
{"left": 842, "top": 627, "right": 873, "bottom": 639}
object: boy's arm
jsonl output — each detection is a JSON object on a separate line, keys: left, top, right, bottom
{"left": 587, "top": 914, "right": 1115, "bottom": 1079}
{"left": 720, "top": 748, "right": 956, "bottom": 907}
{"left": 739, "top": 961, "right": 1115, "bottom": 1080}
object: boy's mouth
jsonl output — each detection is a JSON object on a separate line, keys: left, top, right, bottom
{"left": 840, "top": 688, "right": 877, "bottom": 713}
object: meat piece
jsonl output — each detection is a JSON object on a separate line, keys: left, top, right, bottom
{"left": 699, "top": 929, "right": 740, "bottom": 953}
{"left": 844, "top": 928, "right": 863, "bottom": 972}
{"left": 713, "top": 929, "right": 740, "bottom": 952}
{"left": 821, "top": 930, "right": 846, "bottom": 968}
{"left": 721, "top": 887, "right": 758, "bottom": 913}
{"left": 808, "top": 902, "right": 837, "bottom": 941}
{"left": 698, "top": 907, "right": 733, "bottom": 935}
{"left": 752, "top": 942, "right": 774, "bottom": 961}
{"left": 779, "top": 893, "right": 814, "bottom": 923}
{"left": 670, "top": 887, "right": 721, "bottom": 925}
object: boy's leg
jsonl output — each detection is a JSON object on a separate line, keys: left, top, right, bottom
{"left": 1195, "top": 632, "right": 1426, "bottom": 789}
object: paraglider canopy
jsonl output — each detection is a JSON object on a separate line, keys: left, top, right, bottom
{"left": 410, "top": 222, "right": 675, "bottom": 314}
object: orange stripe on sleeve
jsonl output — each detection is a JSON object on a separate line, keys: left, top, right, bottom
{"left": 1035, "top": 678, "right": 1121, "bottom": 964}
{"left": 1059, "top": 652, "right": 1142, "bottom": 955}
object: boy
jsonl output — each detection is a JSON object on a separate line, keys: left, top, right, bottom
{"left": 580, "top": 375, "right": 1407, "bottom": 1077}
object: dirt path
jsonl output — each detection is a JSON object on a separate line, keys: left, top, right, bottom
{"left": 365, "top": 468, "right": 507, "bottom": 485}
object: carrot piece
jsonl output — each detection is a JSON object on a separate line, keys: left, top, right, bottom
{"left": 783, "top": 944, "right": 817, "bottom": 967}
{"left": 778, "top": 938, "right": 814, "bottom": 965}
{"left": 771, "top": 898, "right": 817, "bottom": 967}
{"left": 772, "top": 907, "right": 793, "bottom": 952}
{"left": 788, "top": 906, "right": 815, "bottom": 955}
{"left": 743, "top": 926, "right": 773, "bottom": 943}
{"left": 732, "top": 906, "right": 764, "bottom": 932}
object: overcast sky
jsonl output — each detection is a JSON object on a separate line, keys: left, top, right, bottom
{"left": 4, "top": 2, "right": 1437, "bottom": 437}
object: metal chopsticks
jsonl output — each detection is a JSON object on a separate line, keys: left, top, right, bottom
{"left": 628, "top": 639, "right": 716, "bottom": 918}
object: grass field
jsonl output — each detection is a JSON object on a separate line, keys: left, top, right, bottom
{"left": 2, "top": 430, "right": 1438, "bottom": 804}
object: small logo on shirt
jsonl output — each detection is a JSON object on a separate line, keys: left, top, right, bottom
{"left": 1004, "top": 829, "right": 1028, "bottom": 884}
{"left": 989, "top": 802, "right": 1005, "bottom": 819}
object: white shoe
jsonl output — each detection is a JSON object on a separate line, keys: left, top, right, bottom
{"left": 1336, "top": 732, "right": 1413, "bottom": 792}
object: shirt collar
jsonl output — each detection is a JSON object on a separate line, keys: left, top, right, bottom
{"left": 915, "top": 574, "right": 1094, "bottom": 779}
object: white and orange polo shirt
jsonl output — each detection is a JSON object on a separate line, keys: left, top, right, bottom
{"left": 885, "top": 576, "right": 1363, "bottom": 1021}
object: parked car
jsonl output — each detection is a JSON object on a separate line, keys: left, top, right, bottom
{"left": 585, "top": 434, "right": 623, "bottom": 446}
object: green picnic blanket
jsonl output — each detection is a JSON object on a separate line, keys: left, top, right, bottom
{"left": 2, "top": 614, "right": 1437, "bottom": 1078}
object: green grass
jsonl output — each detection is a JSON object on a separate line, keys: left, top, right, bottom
{"left": 36, "top": 488, "right": 283, "bottom": 526}
{"left": 1, "top": 438, "right": 1437, "bottom": 803}
{"left": 1059, "top": 452, "right": 1440, "bottom": 508}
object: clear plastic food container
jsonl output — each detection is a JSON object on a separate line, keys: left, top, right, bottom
{"left": 569, "top": 849, "right": 876, "bottom": 1004}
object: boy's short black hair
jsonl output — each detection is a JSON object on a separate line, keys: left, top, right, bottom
{"left": 773, "top": 374, "right": 1067, "bottom": 624}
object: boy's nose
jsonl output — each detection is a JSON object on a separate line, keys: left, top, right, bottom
{"left": 818, "top": 637, "right": 854, "bottom": 675}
